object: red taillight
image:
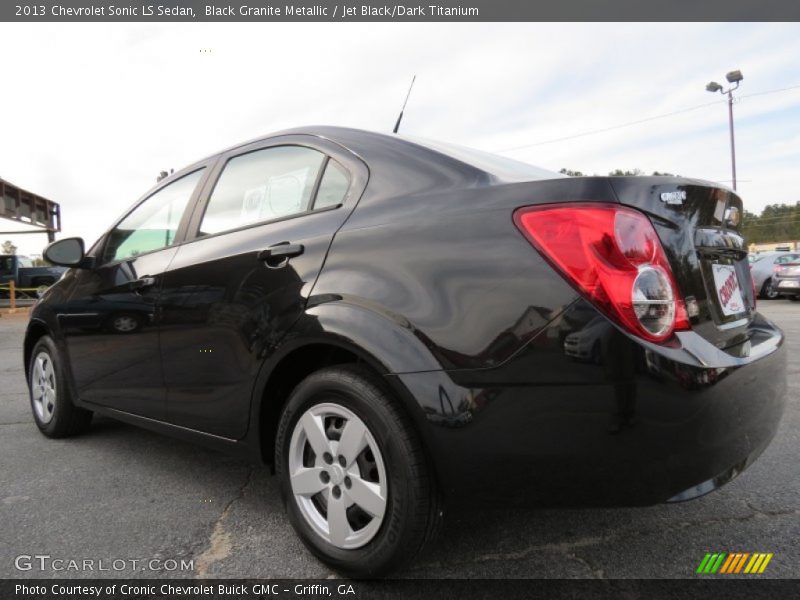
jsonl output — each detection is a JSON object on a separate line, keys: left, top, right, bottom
{"left": 513, "top": 203, "right": 690, "bottom": 343}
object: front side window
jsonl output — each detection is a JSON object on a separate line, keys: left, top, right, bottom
{"left": 199, "top": 146, "right": 325, "bottom": 236}
{"left": 103, "top": 169, "right": 203, "bottom": 263}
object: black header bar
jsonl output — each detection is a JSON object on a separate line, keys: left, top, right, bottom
{"left": 3, "top": 0, "right": 800, "bottom": 22}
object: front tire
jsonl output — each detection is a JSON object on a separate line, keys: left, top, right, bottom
{"left": 275, "top": 365, "right": 440, "bottom": 577}
{"left": 28, "top": 336, "right": 92, "bottom": 437}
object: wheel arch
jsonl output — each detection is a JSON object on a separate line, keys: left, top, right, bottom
{"left": 249, "top": 327, "right": 441, "bottom": 486}
{"left": 23, "top": 318, "right": 52, "bottom": 379}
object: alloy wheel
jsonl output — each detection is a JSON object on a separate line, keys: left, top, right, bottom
{"left": 767, "top": 284, "right": 780, "bottom": 300}
{"left": 288, "top": 402, "right": 388, "bottom": 550}
{"left": 765, "top": 280, "right": 780, "bottom": 300}
{"left": 31, "top": 351, "right": 57, "bottom": 424}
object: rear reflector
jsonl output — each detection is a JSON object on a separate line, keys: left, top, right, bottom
{"left": 514, "top": 203, "right": 690, "bottom": 343}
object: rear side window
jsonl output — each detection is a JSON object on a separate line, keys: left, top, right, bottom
{"left": 200, "top": 146, "right": 325, "bottom": 236}
{"left": 402, "top": 135, "right": 565, "bottom": 181}
{"left": 314, "top": 160, "right": 350, "bottom": 209}
{"left": 103, "top": 169, "right": 203, "bottom": 263}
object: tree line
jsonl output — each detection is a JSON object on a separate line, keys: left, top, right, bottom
{"left": 1, "top": 240, "right": 48, "bottom": 265}
{"left": 742, "top": 202, "right": 800, "bottom": 244}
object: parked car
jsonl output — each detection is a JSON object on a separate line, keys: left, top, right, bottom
{"left": 0, "top": 254, "right": 66, "bottom": 296}
{"left": 749, "top": 251, "right": 800, "bottom": 299}
{"left": 563, "top": 316, "right": 611, "bottom": 363}
{"left": 25, "top": 127, "right": 786, "bottom": 577}
{"left": 773, "top": 258, "right": 800, "bottom": 300}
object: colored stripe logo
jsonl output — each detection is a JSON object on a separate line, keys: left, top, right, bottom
{"left": 696, "top": 552, "right": 773, "bottom": 574}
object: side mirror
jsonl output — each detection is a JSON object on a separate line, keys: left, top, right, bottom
{"left": 44, "top": 237, "right": 88, "bottom": 268}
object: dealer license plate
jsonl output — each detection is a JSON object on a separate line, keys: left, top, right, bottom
{"left": 711, "top": 264, "right": 745, "bottom": 316}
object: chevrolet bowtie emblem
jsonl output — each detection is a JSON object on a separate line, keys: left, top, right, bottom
{"left": 660, "top": 191, "right": 686, "bottom": 205}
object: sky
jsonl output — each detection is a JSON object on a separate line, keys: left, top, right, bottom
{"left": 1, "top": 22, "right": 799, "bottom": 256}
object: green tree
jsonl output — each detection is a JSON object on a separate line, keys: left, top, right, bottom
{"left": 559, "top": 168, "right": 680, "bottom": 177}
{"left": 608, "top": 168, "right": 645, "bottom": 177}
{"left": 741, "top": 201, "right": 800, "bottom": 244}
{"left": 1, "top": 240, "right": 18, "bottom": 255}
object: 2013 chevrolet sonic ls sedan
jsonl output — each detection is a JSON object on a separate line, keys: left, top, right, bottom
{"left": 26, "top": 127, "right": 786, "bottom": 576}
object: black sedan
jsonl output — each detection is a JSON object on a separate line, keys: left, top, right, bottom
{"left": 26, "top": 127, "right": 786, "bottom": 576}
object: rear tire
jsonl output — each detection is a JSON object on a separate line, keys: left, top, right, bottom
{"left": 275, "top": 365, "right": 441, "bottom": 577}
{"left": 761, "top": 278, "right": 780, "bottom": 300}
{"left": 28, "top": 336, "right": 92, "bottom": 438}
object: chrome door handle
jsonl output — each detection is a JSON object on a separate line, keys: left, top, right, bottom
{"left": 257, "top": 243, "right": 304, "bottom": 268}
{"left": 129, "top": 276, "right": 156, "bottom": 291}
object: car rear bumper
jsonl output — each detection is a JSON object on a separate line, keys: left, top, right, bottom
{"left": 775, "top": 277, "right": 800, "bottom": 294}
{"left": 395, "top": 305, "right": 787, "bottom": 507}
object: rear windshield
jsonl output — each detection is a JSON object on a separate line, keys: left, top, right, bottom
{"left": 402, "top": 136, "right": 565, "bottom": 182}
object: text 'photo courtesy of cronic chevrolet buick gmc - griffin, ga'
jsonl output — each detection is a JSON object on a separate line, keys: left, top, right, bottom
{"left": 26, "top": 127, "right": 786, "bottom": 576}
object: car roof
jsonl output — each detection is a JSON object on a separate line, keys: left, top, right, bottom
{"left": 753, "top": 250, "right": 794, "bottom": 259}
{"left": 178, "top": 126, "right": 563, "bottom": 190}
{"left": 235, "top": 126, "right": 556, "bottom": 169}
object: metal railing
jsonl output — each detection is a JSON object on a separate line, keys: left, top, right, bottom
{"left": 0, "top": 281, "right": 46, "bottom": 309}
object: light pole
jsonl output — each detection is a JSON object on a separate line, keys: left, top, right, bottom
{"left": 706, "top": 70, "right": 743, "bottom": 190}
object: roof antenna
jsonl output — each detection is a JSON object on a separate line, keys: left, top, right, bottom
{"left": 393, "top": 75, "right": 416, "bottom": 134}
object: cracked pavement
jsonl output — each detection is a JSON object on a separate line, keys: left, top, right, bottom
{"left": 0, "top": 301, "right": 798, "bottom": 579}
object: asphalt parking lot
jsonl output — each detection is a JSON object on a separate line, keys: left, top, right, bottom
{"left": 0, "top": 302, "right": 798, "bottom": 580}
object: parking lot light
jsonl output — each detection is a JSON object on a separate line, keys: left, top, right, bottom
{"left": 706, "top": 70, "right": 743, "bottom": 190}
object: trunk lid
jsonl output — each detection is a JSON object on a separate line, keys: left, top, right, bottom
{"left": 609, "top": 177, "right": 754, "bottom": 350}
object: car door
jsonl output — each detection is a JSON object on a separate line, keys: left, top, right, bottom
{"left": 158, "top": 136, "right": 367, "bottom": 438}
{"left": 59, "top": 166, "right": 209, "bottom": 419}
